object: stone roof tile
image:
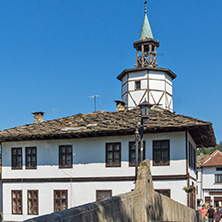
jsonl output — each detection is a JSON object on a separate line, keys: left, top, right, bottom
{"left": 0, "top": 106, "right": 216, "bottom": 147}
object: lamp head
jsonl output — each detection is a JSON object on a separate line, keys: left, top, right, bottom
{"left": 139, "top": 101, "right": 153, "bottom": 119}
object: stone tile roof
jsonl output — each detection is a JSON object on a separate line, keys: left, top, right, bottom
{"left": 202, "top": 150, "right": 222, "bottom": 167}
{"left": 0, "top": 106, "right": 216, "bottom": 147}
{"left": 197, "top": 154, "right": 210, "bottom": 168}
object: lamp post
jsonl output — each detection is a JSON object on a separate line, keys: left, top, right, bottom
{"left": 135, "top": 101, "right": 153, "bottom": 181}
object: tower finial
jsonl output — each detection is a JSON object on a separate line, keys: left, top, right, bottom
{"left": 145, "top": 1, "right": 147, "bottom": 14}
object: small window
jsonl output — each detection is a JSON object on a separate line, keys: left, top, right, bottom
{"left": 215, "top": 174, "right": 222, "bottom": 183}
{"left": 155, "top": 189, "right": 170, "bottom": 198}
{"left": 26, "top": 147, "right": 37, "bottom": 169}
{"left": 153, "top": 140, "right": 170, "bottom": 166}
{"left": 96, "top": 190, "right": 112, "bottom": 201}
{"left": 106, "top": 143, "right": 121, "bottom": 167}
{"left": 129, "top": 141, "right": 145, "bottom": 166}
{"left": 216, "top": 168, "right": 222, "bottom": 171}
{"left": 12, "top": 190, "right": 22, "bottom": 214}
{"left": 59, "top": 145, "right": 73, "bottom": 168}
{"left": 28, "top": 190, "right": 38, "bottom": 215}
{"left": 54, "top": 190, "right": 68, "bottom": 212}
{"left": 11, "top": 148, "right": 22, "bottom": 169}
{"left": 135, "top": 81, "right": 141, "bottom": 90}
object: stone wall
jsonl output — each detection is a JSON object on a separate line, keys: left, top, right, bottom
{"left": 26, "top": 160, "right": 202, "bottom": 222}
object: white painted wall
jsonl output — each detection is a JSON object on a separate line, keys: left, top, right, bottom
{"left": 2, "top": 131, "right": 190, "bottom": 221}
{"left": 3, "top": 181, "right": 135, "bottom": 222}
{"left": 197, "top": 168, "right": 203, "bottom": 202}
{"left": 2, "top": 132, "right": 187, "bottom": 179}
{"left": 202, "top": 167, "right": 222, "bottom": 189}
{"left": 121, "top": 70, "right": 173, "bottom": 111}
{"left": 154, "top": 179, "right": 187, "bottom": 205}
{"left": 196, "top": 166, "right": 222, "bottom": 208}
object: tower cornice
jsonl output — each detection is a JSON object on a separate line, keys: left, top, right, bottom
{"left": 117, "top": 67, "right": 177, "bottom": 81}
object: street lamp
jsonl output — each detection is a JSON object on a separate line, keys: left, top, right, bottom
{"left": 135, "top": 101, "right": 153, "bottom": 181}
{"left": 139, "top": 101, "right": 153, "bottom": 119}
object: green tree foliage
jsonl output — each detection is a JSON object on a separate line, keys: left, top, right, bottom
{"left": 197, "top": 141, "right": 222, "bottom": 155}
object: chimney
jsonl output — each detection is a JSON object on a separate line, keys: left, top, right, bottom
{"left": 115, "top": 100, "right": 126, "bottom": 112}
{"left": 32, "top": 112, "right": 45, "bottom": 124}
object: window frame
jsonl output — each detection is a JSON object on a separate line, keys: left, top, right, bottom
{"left": 27, "top": 190, "right": 38, "bottom": 215}
{"left": 25, "top": 147, "right": 37, "bottom": 169}
{"left": 129, "top": 141, "right": 146, "bottom": 167}
{"left": 96, "top": 190, "right": 112, "bottom": 201}
{"left": 153, "top": 140, "right": 170, "bottom": 166}
{"left": 215, "top": 174, "right": 222, "bottom": 183}
{"left": 59, "top": 145, "right": 73, "bottom": 169}
{"left": 135, "top": 80, "right": 141, "bottom": 90}
{"left": 155, "top": 189, "right": 171, "bottom": 198}
{"left": 105, "top": 143, "right": 121, "bottom": 167}
{"left": 54, "top": 190, "right": 68, "bottom": 212}
{"left": 188, "top": 142, "right": 196, "bottom": 170}
{"left": 11, "top": 147, "right": 22, "bottom": 170}
{"left": 11, "top": 190, "right": 23, "bottom": 215}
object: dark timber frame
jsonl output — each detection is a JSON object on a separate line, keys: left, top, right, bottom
{"left": 25, "top": 147, "right": 37, "bottom": 169}
{"left": 11, "top": 190, "right": 22, "bottom": 215}
{"left": 96, "top": 190, "right": 112, "bottom": 201}
{"left": 11, "top": 148, "right": 22, "bottom": 170}
{"left": 59, "top": 145, "right": 73, "bottom": 169}
{"left": 106, "top": 143, "right": 121, "bottom": 167}
{"left": 153, "top": 140, "right": 170, "bottom": 166}
{"left": 27, "top": 190, "right": 38, "bottom": 215}
{"left": 54, "top": 190, "right": 68, "bottom": 212}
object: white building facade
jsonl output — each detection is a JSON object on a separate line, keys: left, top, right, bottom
{"left": 0, "top": 108, "right": 215, "bottom": 221}
{"left": 197, "top": 151, "right": 222, "bottom": 208}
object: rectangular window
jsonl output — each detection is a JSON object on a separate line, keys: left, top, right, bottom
{"left": 54, "top": 190, "right": 68, "bottom": 212}
{"left": 12, "top": 190, "right": 22, "bottom": 214}
{"left": 106, "top": 143, "right": 121, "bottom": 167}
{"left": 189, "top": 142, "right": 196, "bottom": 170}
{"left": 27, "top": 190, "right": 38, "bottom": 215}
{"left": 135, "top": 81, "right": 141, "bottom": 90}
{"left": 96, "top": 190, "right": 112, "bottom": 201}
{"left": 11, "top": 148, "right": 22, "bottom": 169}
{"left": 129, "top": 141, "right": 145, "bottom": 166}
{"left": 59, "top": 145, "right": 73, "bottom": 168}
{"left": 153, "top": 140, "right": 170, "bottom": 166}
{"left": 26, "top": 147, "right": 37, "bottom": 169}
{"left": 155, "top": 189, "right": 171, "bottom": 198}
{"left": 215, "top": 174, "right": 222, "bottom": 183}
{"left": 216, "top": 167, "right": 222, "bottom": 171}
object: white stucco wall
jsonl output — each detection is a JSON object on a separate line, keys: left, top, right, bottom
{"left": 121, "top": 70, "right": 173, "bottom": 111}
{"left": 3, "top": 181, "right": 135, "bottom": 222}
{"left": 154, "top": 179, "right": 187, "bottom": 205}
{"left": 2, "top": 131, "right": 190, "bottom": 221}
{"left": 196, "top": 168, "right": 202, "bottom": 201}
{"left": 202, "top": 167, "right": 222, "bottom": 189}
{"left": 2, "top": 132, "right": 187, "bottom": 179}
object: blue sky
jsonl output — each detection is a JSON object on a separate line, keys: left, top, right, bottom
{"left": 0, "top": 0, "right": 222, "bottom": 143}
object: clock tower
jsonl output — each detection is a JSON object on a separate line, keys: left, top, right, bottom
{"left": 117, "top": 1, "right": 177, "bottom": 111}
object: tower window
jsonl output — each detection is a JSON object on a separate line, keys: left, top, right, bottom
{"left": 135, "top": 81, "right": 141, "bottom": 90}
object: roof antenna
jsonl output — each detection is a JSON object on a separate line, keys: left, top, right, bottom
{"left": 89, "top": 95, "right": 99, "bottom": 112}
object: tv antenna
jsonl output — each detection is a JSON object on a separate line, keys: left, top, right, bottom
{"left": 89, "top": 95, "right": 99, "bottom": 112}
